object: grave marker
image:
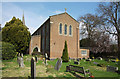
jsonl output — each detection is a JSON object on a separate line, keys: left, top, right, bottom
{"left": 107, "top": 65, "right": 118, "bottom": 72}
{"left": 31, "top": 57, "right": 36, "bottom": 79}
{"left": 55, "top": 58, "right": 62, "bottom": 71}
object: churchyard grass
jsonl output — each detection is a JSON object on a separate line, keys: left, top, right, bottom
{"left": 2, "top": 55, "right": 119, "bottom": 77}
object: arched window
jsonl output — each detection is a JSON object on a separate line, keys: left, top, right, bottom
{"left": 69, "top": 25, "right": 72, "bottom": 35}
{"left": 64, "top": 24, "right": 67, "bottom": 35}
{"left": 59, "top": 23, "right": 62, "bottom": 34}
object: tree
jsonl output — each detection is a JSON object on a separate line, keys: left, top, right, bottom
{"left": 2, "top": 17, "right": 31, "bottom": 54}
{"left": 97, "top": 2, "right": 120, "bottom": 58}
{"left": 62, "top": 41, "right": 69, "bottom": 62}
{"left": 78, "top": 14, "right": 104, "bottom": 47}
{"left": 1, "top": 42, "right": 17, "bottom": 60}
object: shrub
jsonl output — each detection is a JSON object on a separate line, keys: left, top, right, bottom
{"left": 1, "top": 42, "right": 17, "bottom": 60}
{"left": 62, "top": 41, "right": 69, "bottom": 62}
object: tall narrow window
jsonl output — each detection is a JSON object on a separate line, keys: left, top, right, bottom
{"left": 69, "top": 25, "right": 72, "bottom": 35}
{"left": 64, "top": 24, "right": 67, "bottom": 35}
{"left": 59, "top": 23, "right": 62, "bottom": 34}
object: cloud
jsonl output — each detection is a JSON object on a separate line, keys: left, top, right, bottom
{"left": 53, "top": 10, "right": 64, "bottom": 14}
{"left": 2, "top": 3, "right": 47, "bottom": 34}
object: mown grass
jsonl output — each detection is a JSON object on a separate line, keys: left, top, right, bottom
{"left": 2, "top": 55, "right": 120, "bottom": 78}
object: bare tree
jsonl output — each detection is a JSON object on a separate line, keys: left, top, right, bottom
{"left": 97, "top": 2, "right": 120, "bottom": 57}
{"left": 78, "top": 14, "right": 104, "bottom": 47}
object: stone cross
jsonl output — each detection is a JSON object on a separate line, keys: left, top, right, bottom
{"left": 55, "top": 58, "right": 62, "bottom": 71}
{"left": 31, "top": 57, "right": 36, "bottom": 79}
{"left": 17, "top": 53, "right": 24, "bottom": 67}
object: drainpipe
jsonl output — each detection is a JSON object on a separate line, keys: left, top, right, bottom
{"left": 76, "top": 26, "right": 79, "bottom": 58}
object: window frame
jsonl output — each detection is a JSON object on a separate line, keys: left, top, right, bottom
{"left": 64, "top": 24, "right": 67, "bottom": 36}
{"left": 59, "top": 23, "right": 62, "bottom": 35}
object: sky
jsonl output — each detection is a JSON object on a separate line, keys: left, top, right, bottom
{"left": 2, "top": 2, "right": 99, "bottom": 34}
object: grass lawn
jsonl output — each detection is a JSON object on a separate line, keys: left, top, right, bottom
{"left": 2, "top": 55, "right": 120, "bottom": 78}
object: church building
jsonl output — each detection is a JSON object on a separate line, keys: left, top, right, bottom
{"left": 29, "top": 11, "right": 89, "bottom": 59}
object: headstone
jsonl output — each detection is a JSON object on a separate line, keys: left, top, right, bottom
{"left": 79, "top": 58, "right": 82, "bottom": 60}
{"left": 86, "top": 59, "right": 91, "bottom": 61}
{"left": 54, "top": 58, "right": 62, "bottom": 71}
{"left": 35, "top": 56, "right": 38, "bottom": 62}
{"left": 97, "top": 64, "right": 102, "bottom": 67}
{"left": 83, "top": 58, "right": 85, "bottom": 60}
{"left": 77, "top": 59, "right": 79, "bottom": 61}
{"left": 107, "top": 65, "right": 118, "bottom": 72}
{"left": 111, "top": 60, "right": 116, "bottom": 62}
{"left": 21, "top": 53, "right": 23, "bottom": 58}
{"left": 97, "top": 57, "right": 102, "bottom": 60}
{"left": 74, "top": 61, "right": 79, "bottom": 65}
{"left": 31, "top": 57, "right": 36, "bottom": 79}
{"left": 17, "top": 56, "right": 24, "bottom": 67}
{"left": 105, "top": 59, "right": 110, "bottom": 62}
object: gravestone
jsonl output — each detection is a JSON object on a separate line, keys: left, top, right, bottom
{"left": 21, "top": 53, "right": 23, "bottom": 58}
{"left": 35, "top": 56, "right": 38, "bottom": 62}
{"left": 107, "top": 65, "right": 118, "bottom": 72}
{"left": 79, "top": 58, "right": 82, "bottom": 60}
{"left": 31, "top": 57, "right": 36, "bottom": 79}
{"left": 105, "top": 59, "right": 110, "bottom": 62}
{"left": 111, "top": 60, "right": 116, "bottom": 62}
{"left": 54, "top": 58, "right": 62, "bottom": 71}
{"left": 86, "top": 59, "right": 91, "bottom": 61}
{"left": 74, "top": 61, "right": 79, "bottom": 65}
{"left": 77, "top": 59, "right": 79, "bottom": 61}
{"left": 97, "top": 57, "right": 102, "bottom": 60}
{"left": 17, "top": 54, "right": 24, "bottom": 67}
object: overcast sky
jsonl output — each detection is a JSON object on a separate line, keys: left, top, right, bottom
{"left": 2, "top": 2, "right": 100, "bottom": 34}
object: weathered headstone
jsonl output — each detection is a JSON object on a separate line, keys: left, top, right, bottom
{"left": 77, "top": 59, "right": 79, "bottom": 61}
{"left": 55, "top": 58, "right": 62, "bottom": 71}
{"left": 31, "top": 57, "right": 36, "bottom": 79}
{"left": 17, "top": 55, "right": 24, "bottom": 67}
{"left": 107, "top": 65, "right": 118, "bottom": 72}
{"left": 35, "top": 56, "right": 38, "bottom": 62}
{"left": 97, "top": 57, "right": 102, "bottom": 60}
{"left": 86, "top": 59, "right": 91, "bottom": 61}
{"left": 21, "top": 53, "right": 23, "bottom": 58}
{"left": 105, "top": 59, "right": 110, "bottom": 62}
{"left": 74, "top": 61, "right": 79, "bottom": 65}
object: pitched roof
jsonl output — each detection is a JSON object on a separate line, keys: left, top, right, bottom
{"left": 50, "top": 12, "right": 79, "bottom": 24}
{"left": 32, "top": 12, "right": 79, "bottom": 35}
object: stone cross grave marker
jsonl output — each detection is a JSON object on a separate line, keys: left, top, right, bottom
{"left": 55, "top": 58, "right": 62, "bottom": 71}
{"left": 107, "top": 65, "right": 118, "bottom": 72}
{"left": 17, "top": 53, "right": 24, "bottom": 67}
{"left": 31, "top": 57, "right": 36, "bottom": 79}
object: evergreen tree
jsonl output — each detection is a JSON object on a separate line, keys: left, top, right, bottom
{"left": 2, "top": 17, "right": 31, "bottom": 54}
{"left": 62, "top": 41, "right": 69, "bottom": 62}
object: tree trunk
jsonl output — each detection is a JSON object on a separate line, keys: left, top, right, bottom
{"left": 118, "top": 33, "right": 120, "bottom": 59}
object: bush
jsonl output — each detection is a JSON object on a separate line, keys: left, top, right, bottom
{"left": 1, "top": 42, "right": 17, "bottom": 60}
{"left": 62, "top": 41, "right": 69, "bottom": 62}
